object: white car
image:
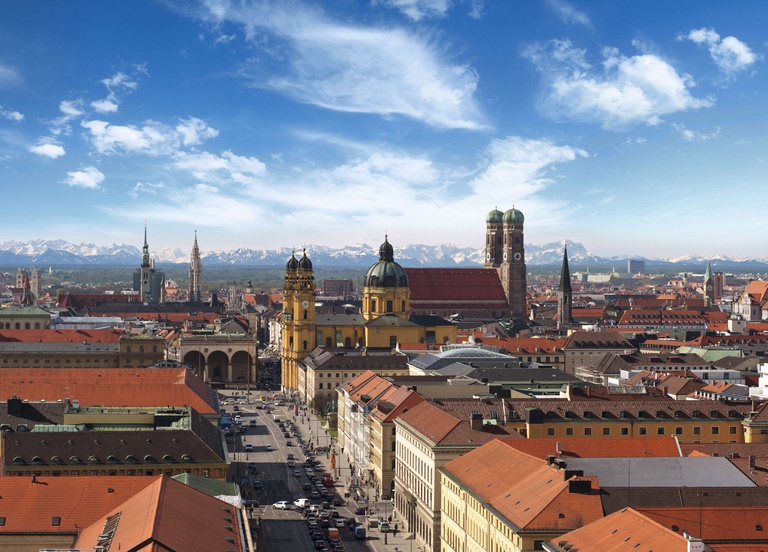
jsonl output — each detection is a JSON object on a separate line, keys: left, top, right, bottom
{"left": 273, "top": 500, "right": 291, "bottom": 510}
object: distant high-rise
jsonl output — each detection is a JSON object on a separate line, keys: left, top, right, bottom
{"left": 627, "top": 259, "right": 645, "bottom": 275}
{"left": 189, "top": 231, "right": 202, "bottom": 303}
{"left": 132, "top": 224, "right": 165, "bottom": 304}
{"left": 557, "top": 246, "right": 573, "bottom": 330}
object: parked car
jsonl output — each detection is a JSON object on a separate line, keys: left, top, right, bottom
{"left": 253, "top": 480, "right": 263, "bottom": 489}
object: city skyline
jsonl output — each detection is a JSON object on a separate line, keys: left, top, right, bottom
{"left": 0, "top": 1, "right": 766, "bottom": 257}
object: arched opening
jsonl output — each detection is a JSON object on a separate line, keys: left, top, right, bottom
{"left": 182, "top": 350, "right": 205, "bottom": 378}
{"left": 231, "top": 350, "right": 254, "bottom": 387}
{"left": 207, "top": 350, "right": 229, "bottom": 383}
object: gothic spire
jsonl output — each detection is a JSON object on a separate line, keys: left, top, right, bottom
{"left": 559, "top": 245, "right": 572, "bottom": 293}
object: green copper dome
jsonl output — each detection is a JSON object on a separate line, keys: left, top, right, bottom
{"left": 486, "top": 208, "right": 504, "bottom": 223}
{"left": 364, "top": 236, "right": 408, "bottom": 288}
{"left": 503, "top": 207, "right": 524, "bottom": 223}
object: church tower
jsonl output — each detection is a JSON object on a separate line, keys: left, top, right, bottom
{"left": 703, "top": 260, "right": 714, "bottom": 306}
{"left": 189, "top": 231, "right": 202, "bottom": 303}
{"left": 362, "top": 236, "right": 410, "bottom": 321}
{"left": 280, "top": 249, "right": 316, "bottom": 392}
{"left": 486, "top": 207, "right": 527, "bottom": 318}
{"left": 132, "top": 224, "right": 165, "bottom": 304}
{"left": 557, "top": 245, "right": 573, "bottom": 330}
{"left": 139, "top": 224, "right": 152, "bottom": 302}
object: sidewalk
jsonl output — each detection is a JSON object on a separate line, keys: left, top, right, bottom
{"left": 294, "top": 408, "right": 416, "bottom": 551}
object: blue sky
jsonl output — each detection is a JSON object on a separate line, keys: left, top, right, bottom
{"left": 0, "top": 1, "right": 765, "bottom": 258}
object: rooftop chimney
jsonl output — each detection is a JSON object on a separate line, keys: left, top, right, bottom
{"left": 470, "top": 412, "right": 483, "bottom": 431}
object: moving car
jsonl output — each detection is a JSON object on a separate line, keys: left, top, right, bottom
{"left": 273, "top": 501, "right": 291, "bottom": 510}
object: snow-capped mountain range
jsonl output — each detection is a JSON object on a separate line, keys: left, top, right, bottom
{"left": 0, "top": 239, "right": 762, "bottom": 269}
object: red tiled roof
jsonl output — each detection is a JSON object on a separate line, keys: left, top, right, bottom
{"left": 0, "top": 475, "right": 156, "bottom": 534}
{"left": 0, "top": 368, "right": 217, "bottom": 415}
{"left": 638, "top": 506, "right": 768, "bottom": 543}
{"left": 405, "top": 268, "right": 508, "bottom": 302}
{"left": 0, "top": 328, "right": 123, "bottom": 343}
{"left": 501, "top": 437, "right": 681, "bottom": 459}
{"left": 397, "top": 401, "right": 461, "bottom": 443}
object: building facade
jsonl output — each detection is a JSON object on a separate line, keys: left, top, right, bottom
{"left": 484, "top": 207, "right": 527, "bottom": 318}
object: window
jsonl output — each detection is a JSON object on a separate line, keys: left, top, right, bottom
{"left": 326, "top": 337, "right": 333, "bottom": 348}
{"left": 711, "top": 426, "right": 719, "bottom": 435}
{"left": 657, "top": 427, "right": 665, "bottom": 435}
{"left": 389, "top": 335, "right": 397, "bottom": 348}
{"left": 371, "top": 299, "right": 377, "bottom": 312}
{"left": 547, "top": 427, "right": 555, "bottom": 436}
{"left": 621, "top": 427, "right": 629, "bottom": 436}
{"left": 387, "top": 300, "right": 393, "bottom": 312}
{"left": 675, "top": 427, "right": 683, "bottom": 435}
{"left": 565, "top": 427, "right": 573, "bottom": 436}
{"left": 730, "top": 426, "right": 738, "bottom": 434}
{"left": 584, "top": 427, "right": 592, "bottom": 436}
{"left": 639, "top": 427, "right": 647, "bottom": 436}
{"left": 602, "top": 427, "right": 610, "bottom": 436}
{"left": 319, "top": 383, "right": 323, "bottom": 390}
{"left": 693, "top": 426, "right": 701, "bottom": 435}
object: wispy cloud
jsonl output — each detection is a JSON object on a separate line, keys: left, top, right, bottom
{"left": 129, "top": 181, "right": 166, "bottom": 198}
{"left": 523, "top": 38, "right": 714, "bottom": 129}
{"left": 194, "top": 0, "right": 487, "bottom": 130}
{"left": 678, "top": 27, "right": 760, "bottom": 78}
{"left": 374, "top": 0, "right": 450, "bottom": 21}
{"left": 0, "top": 61, "right": 21, "bottom": 87}
{"left": 62, "top": 166, "right": 105, "bottom": 189}
{"left": 0, "top": 106, "right": 23, "bottom": 122}
{"left": 90, "top": 66, "right": 146, "bottom": 113}
{"left": 544, "top": 0, "right": 590, "bottom": 27}
{"left": 172, "top": 150, "right": 267, "bottom": 190}
{"left": 671, "top": 123, "right": 721, "bottom": 141}
{"left": 48, "top": 100, "right": 85, "bottom": 136}
{"left": 30, "top": 139, "right": 66, "bottom": 159}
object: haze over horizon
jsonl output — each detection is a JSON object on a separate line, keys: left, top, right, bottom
{"left": 1, "top": 1, "right": 765, "bottom": 258}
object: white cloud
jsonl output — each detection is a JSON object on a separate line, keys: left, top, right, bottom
{"left": 176, "top": 117, "right": 220, "bottom": 146}
{"left": 0, "top": 106, "right": 23, "bottom": 122}
{"left": 30, "top": 140, "right": 66, "bottom": 159}
{"left": 374, "top": 0, "right": 450, "bottom": 21}
{"left": 679, "top": 27, "right": 760, "bottom": 77}
{"left": 523, "top": 39, "right": 714, "bottom": 129}
{"left": 62, "top": 166, "right": 105, "bottom": 189}
{"left": 544, "top": 0, "right": 590, "bottom": 26}
{"left": 196, "top": 0, "right": 487, "bottom": 130}
{"left": 82, "top": 119, "right": 178, "bottom": 155}
{"left": 91, "top": 99, "right": 119, "bottom": 113}
{"left": 129, "top": 181, "right": 166, "bottom": 198}
{"left": 671, "top": 123, "right": 721, "bottom": 141}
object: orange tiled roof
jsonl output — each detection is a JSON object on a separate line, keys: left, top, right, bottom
{"left": 0, "top": 476, "right": 156, "bottom": 535}
{"left": 0, "top": 368, "right": 217, "bottom": 415}
{"left": 548, "top": 507, "right": 689, "bottom": 551}
{"left": 74, "top": 475, "right": 245, "bottom": 552}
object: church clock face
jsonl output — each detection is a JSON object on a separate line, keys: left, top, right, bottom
{"left": 514, "top": 252, "right": 522, "bottom": 260}
{"left": 503, "top": 252, "right": 507, "bottom": 260}
{"left": 302, "top": 300, "right": 309, "bottom": 308}
{"left": 707, "top": 285, "right": 713, "bottom": 291}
